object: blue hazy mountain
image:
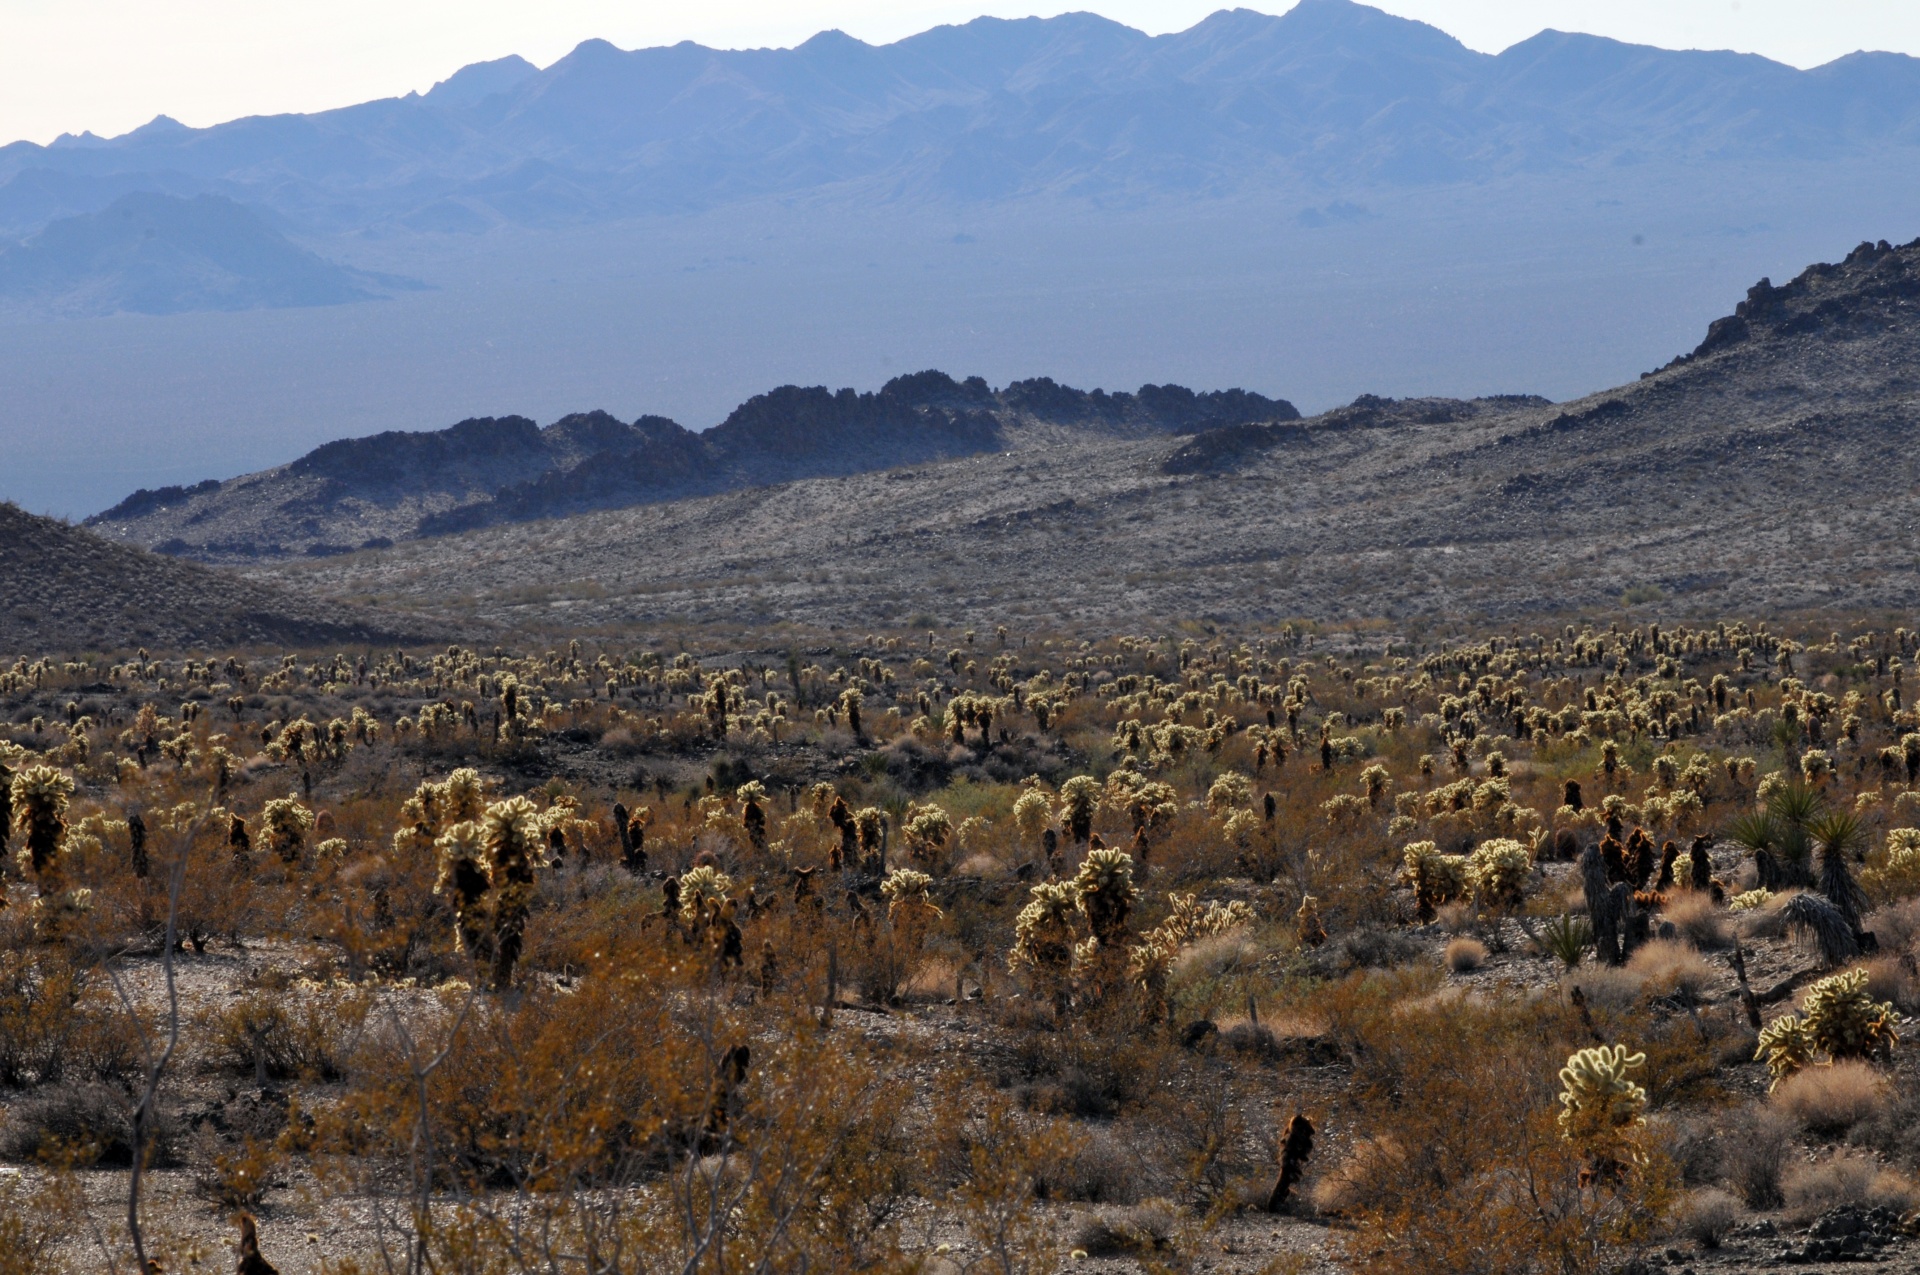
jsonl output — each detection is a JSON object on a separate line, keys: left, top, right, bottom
{"left": 0, "top": 192, "right": 417, "bottom": 317}
{"left": 7, "top": 1, "right": 1920, "bottom": 237}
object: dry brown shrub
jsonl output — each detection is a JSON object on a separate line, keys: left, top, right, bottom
{"left": 1662, "top": 892, "right": 1731, "bottom": 949}
{"left": 1860, "top": 954, "right": 1920, "bottom": 1014}
{"left": 1327, "top": 985, "right": 1677, "bottom": 1275}
{"left": 1626, "top": 939, "right": 1715, "bottom": 1002}
{"left": 1444, "top": 936, "right": 1488, "bottom": 972}
{"left": 1865, "top": 898, "right": 1920, "bottom": 954}
{"left": 1770, "top": 1060, "right": 1890, "bottom": 1134}
{"left": 1674, "top": 1187, "right": 1741, "bottom": 1249}
{"left": 1720, "top": 1104, "right": 1794, "bottom": 1209}
{"left": 1782, "top": 1151, "right": 1920, "bottom": 1220}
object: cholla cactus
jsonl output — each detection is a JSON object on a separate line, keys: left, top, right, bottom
{"left": 1058, "top": 776, "right": 1101, "bottom": 844}
{"left": 1864, "top": 827, "right": 1920, "bottom": 900}
{"left": 1801, "top": 968, "right": 1899, "bottom": 1062}
{"left": 1073, "top": 848, "right": 1136, "bottom": 945}
{"left": 261, "top": 795, "right": 315, "bottom": 862}
{"left": 1360, "top": 764, "right": 1390, "bottom": 807}
{"left": 482, "top": 796, "right": 542, "bottom": 990}
{"left": 1206, "top": 771, "right": 1253, "bottom": 814}
{"left": 1466, "top": 838, "right": 1532, "bottom": 910}
{"left": 10, "top": 764, "right": 73, "bottom": 881}
{"left": 1401, "top": 840, "right": 1468, "bottom": 920}
{"left": 1012, "top": 787, "right": 1052, "bottom": 850}
{"left": 440, "top": 768, "right": 487, "bottom": 824}
{"left": 1557, "top": 1044, "right": 1648, "bottom": 1152}
{"left": 880, "top": 867, "right": 939, "bottom": 917}
{"left": 433, "top": 820, "right": 492, "bottom": 964}
{"left": 1756, "top": 969, "right": 1899, "bottom": 1089}
{"left": 1755, "top": 1014, "right": 1817, "bottom": 1090}
{"left": 1295, "top": 894, "right": 1327, "bottom": 947}
{"left": 1122, "top": 780, "right": 1178, "bottom": 839}
{"left": 1801, "top": 749, "right": 1834, "bottom": 784}
{"left": 737, "top": 781, "right": 769, "bottom": 852}
{"left": 677, "top": 864, "right": 736, "bottom": 924}
{"left": 902, "top": 804, "right": 953, "bottom": 864}
{"left": 853, "top": 807, "right": 887, "bottom": 873}
{"left": 1010, "top": 880, "right": 1080, "bottom": 975}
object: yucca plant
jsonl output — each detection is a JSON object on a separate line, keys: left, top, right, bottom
{"left": 1541, "top": 913, "right": 1592, "bottom": 968}
{"left": 1809, "top": 811, "right": 1868, "bottom": 933}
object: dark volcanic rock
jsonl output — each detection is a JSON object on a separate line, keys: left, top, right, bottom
{"left": 92, "top": 369, "right": 1298, "bottom": 558}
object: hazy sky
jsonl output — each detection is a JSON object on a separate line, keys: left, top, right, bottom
{"left": 4, "top": 1, "right": 1920, "bottom": 146}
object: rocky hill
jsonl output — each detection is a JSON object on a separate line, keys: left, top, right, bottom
{"left": 254, "top": 236, "right": 1920, "bottom": 631}
{"left": 0, "top": 504, "right": 430, "bottom": 655}
{"left": 86, "top": 373, "right": 1296, "bottom": 560}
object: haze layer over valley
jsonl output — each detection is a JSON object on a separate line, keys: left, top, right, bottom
{"left": 9, "top": 0, "right": 1920, "bottom": 515}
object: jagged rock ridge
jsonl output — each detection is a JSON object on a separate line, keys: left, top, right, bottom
{"left": 87, "top": 371, "right": 1297, "bottom": 560}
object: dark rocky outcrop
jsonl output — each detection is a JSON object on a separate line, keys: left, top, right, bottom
{"left": 92, "top": 370, "right": 1297, "bottom": 557}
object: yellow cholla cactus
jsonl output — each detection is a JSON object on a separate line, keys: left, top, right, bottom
{"left": 1557, "top": 1044, "right": 1648, "bottom": 1146}
{"left": 1010, "top": 880, "right": 1080, "bottom": 973}
{"left": 1755, "top": 1014, "right": 1817, "bottom": 1090}
{"left": 677, "top": 864, "right": 736, "bottom": 923}
{"left": 1012, "top": 788, "right": 1052, "bottom": 845}
{"left": 880, "top": 868, "right": 942, "bottom": 921}
{"left": 1073, "top": 847, "right": 1137, "bottom": 944}
{"left": 1465, "top": 838, "right": 1532, "bottom": 909}
{"left": 11, "top": 763, "right": 74, "bottom": 878}
{"left": 1801, "top": 968, "right": 1899, "bottom": 1062}
{"left": 1206, "top": 771, "right": 1253, "bottom": 814}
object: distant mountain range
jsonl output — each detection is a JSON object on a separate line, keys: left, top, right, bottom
{"left": 0, "top": 192, "right": 419, "bottom": 317}
{"left": 9, "top": 0, "right": 1920, "bottom": 240}
{"left": 85, "top": 373, "right": 1295, "bottom": 558}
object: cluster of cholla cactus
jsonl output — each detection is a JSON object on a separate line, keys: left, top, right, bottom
{"left": 7, "top": 763, "right": 85, "bottom": 928}
{"left": 1557, "top": 1044, "right": 1648, "bottom": 1179}
{"left": 1756, "top": 968, "right": 1899, "bottom": 1088}
{"left": 1057, "top": 775, "right": 1101, "bottom": 845}
{"left": 902, "top": 803, "right": 953, "bottom": 864}
{"left": 1010, "top": 881, "right": 1081, "bottom": 983}
{"left": 1401, "top": 841, "right": 1469, "bottom": 921}
{"left": 260, "top": 795, "right": 315, "bottom": 862}
{"left": 1400, "top": 836, "right": 1531, "bottom": 929}
{"left": 431, "top": 795, "right": 545, "bottom": 990}
{"left": 1073, "top": 847, "right": 1137, "bottom": 949}
{"left": 1127, "top": 891, "right": 1256, "bottom": 1010}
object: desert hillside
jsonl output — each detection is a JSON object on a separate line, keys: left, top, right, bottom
{"left": 260, "top": 238, "right": 1920, "bottom": 631}
{"left": 0, "top": 503, "right": 428, "bottom": 653}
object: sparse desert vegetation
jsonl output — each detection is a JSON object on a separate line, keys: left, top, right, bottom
{"left": 0, "top": 615, "right": 1917, "bottom": 1272}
